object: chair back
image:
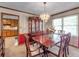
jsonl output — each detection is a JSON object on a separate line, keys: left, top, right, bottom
{"left": 24, "top": 34, "right": 41, "bottom": 57}
{"left": 66, "top": 33, "right": 71, "bottom": 46}
{"left": 24, "top": 34, "right": 32, "bottom": 57}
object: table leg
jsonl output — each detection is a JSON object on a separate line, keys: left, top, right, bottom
{"left": 42, "top": 46, "right": 48, "bottom": 57}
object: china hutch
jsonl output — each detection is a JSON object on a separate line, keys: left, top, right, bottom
{"left": 28, "top": 16, "right": 43, "bottom": 34}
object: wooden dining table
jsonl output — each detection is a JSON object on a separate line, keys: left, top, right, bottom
{"left": 32, "top": 35, "right": 54, "bottom": 48}
{"left": 32, "top": 32, "right": 61, "bottom": 47}
{"left": 23, "top": 32, "right": 61, "bottom": 57}
{"left": 32, "top": 35, "right": 53, "bottom": 56}
{"left": 31, "top": 33, "right": 61, "bottom": 56}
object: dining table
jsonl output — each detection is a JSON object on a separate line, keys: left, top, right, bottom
{"left": 32, "top": 35, "right": 54, "bottom": 57}
{"left": 24, "top": 32, "right": 61, "bottom": 57}
{"left": 31, "top": 32, "right": 61, "bottom": 47}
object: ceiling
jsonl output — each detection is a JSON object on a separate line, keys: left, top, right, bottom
{"left": 0, "top": 2, "right": 79, "bottom": 15}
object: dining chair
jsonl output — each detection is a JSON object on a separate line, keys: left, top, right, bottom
{"left": 48, "top": 33, "right": 71, "bottom": 57}
{"left": 64, "top": 33, "right": 71, "bottom": 56}
{"left": 58, "top": 33, "right": 71, "bottom": 57}
{"left": 0, "top": 36, "right": 5, "bottom": 57}
{"left": 24, "top": 34, "right": 41, "bottom": 57}
{"left": 57, "top": 33, "right": 71, "bottom": 57}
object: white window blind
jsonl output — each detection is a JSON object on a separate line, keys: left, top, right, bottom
{"left": 63, "top": 15, "right": 78, "bottom": 36}
{"left": 53, "top": 18, "right": 62, "bottom": 33}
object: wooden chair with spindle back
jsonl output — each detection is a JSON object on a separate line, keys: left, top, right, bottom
{"left": 64, "top": 33, "right": 71, "bottom": 56}
{"left": 24, "top": 34, "right": 41, "bottom": 57}
{"left": 58, "top": 33, "right": 71, "bottom": 57}
{"left": 49, "top": 33, "right": 71, "bottom": 57}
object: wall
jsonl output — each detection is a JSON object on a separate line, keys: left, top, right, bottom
{"left": 0, "top": 7, "right": 34, "bottom": 34}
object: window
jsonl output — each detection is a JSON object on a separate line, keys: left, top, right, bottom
{"left": 52, "top": 18, "right": 62, "bottom": 33}
{"left": 63, "top": 15, "right": 78, "bottom": 36}
{"left": 52, "top": 15, "right": 78, "bottom": 36}
{"left": 52, "top": 15, "right": 78, "bottom": 47}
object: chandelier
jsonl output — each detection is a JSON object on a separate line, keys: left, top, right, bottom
{"left": 40, "top": 2, "right": 50, "bottom": 22}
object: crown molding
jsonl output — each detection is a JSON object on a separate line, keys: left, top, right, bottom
{"left": 0, "top": 6, "right": 37, "bottom": 15}
{"left": 51, "top": 6, "right": 79, "bottom": 16}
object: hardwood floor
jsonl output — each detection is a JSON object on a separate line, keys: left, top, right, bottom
{"left": 5, "top": 45, "right": 79, "bottom": 57}
{"left": 3, "top": 37, "right": 79, "bottom": 57}
{"left": 48, "top": 46, "right": 79, "bottom": 57}
{"left": 69, "top": 46, "right": 79, "bottom": 57}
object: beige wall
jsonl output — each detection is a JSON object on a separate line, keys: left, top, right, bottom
{"left": 0, "top": 7, "right": 34, "bottom": 34}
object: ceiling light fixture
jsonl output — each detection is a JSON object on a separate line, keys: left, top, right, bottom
{"left": 40, "top": 2, "right": 50, "bottom": 22}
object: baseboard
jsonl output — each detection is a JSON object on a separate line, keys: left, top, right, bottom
{"left": 69, "top": 44, "right": 78, "bottom": 48}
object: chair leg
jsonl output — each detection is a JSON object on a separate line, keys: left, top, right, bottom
{"left": 1, "top": 52, "right": 5, "bottom": 57}
{"left": 64, "top": 46, "right": 69, "bottom": 57}
{"left": 1, "top": 48, "right": 5, "bottom": 57}
{"left": 63, "top": 49, "right": 65, "bottom": 57}
{"left": 42, "top": 46, "right": 48, "bottom": 57}
{"left": 67, "top": 46, "right": 69, "bottom": 55}
{"left": 64, "top": 47, "right": 67, "bottom": 57}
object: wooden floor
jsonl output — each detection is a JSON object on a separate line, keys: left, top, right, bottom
{"left": 5, "top": 45, "right": 79, "bottom": 57}
{"left": 3, "top": 37, "right": 79, "bottom": 57}
{"left": 69, "top": 46, "right": 79, "bottom": 57}
{"left": 48, "top": 46, "right": 79, "bottom": 57}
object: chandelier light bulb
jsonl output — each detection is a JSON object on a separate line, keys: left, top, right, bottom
{"left": 40, "top": 2, "right": 50, "bottom": 22}
{"left": 40, "top": 13, "right": 50, "bottom": 22}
